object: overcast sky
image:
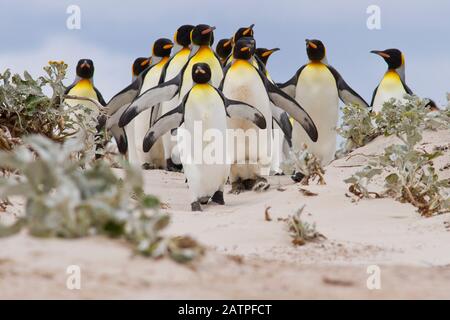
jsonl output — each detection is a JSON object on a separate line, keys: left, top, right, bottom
{"left": 0, "top": 0, "right": 449, "bottom": 105}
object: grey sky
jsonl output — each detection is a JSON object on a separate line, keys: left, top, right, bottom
{"left": 0, "top": 0, "right": 449, "bottom": 105}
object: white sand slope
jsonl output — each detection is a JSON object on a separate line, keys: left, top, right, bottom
{"left": 0, "top": 129, "right": 449, "bottom": 299}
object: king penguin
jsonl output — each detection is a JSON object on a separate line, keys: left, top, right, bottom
{"left": 370, "top": 49, "right": 412, "bottom": 113}
{"left": 159, "top": 24, "right": 195, "bottom": 171}
{"left": 133, "top": 38, "right": 173, "bottom": 169}
{"left": 65, "top": 59, "right": 106, "bottom": 117}
{"left": 141, "top": 63, "right": 266, "bottom": 211}
{"left": 104, "top": 57, "right": 150, "bottom": 155}
{"left": 221, "top": 37, "right": 318, "bottom": 194}
{"left": 278, "top": 39, "right": 369, "bottom": 176}
{"left": 254, "top": 47, "right": 291, "bottom": 175}
{"left": 118, "top": 24, "right": 223, "bottom": 129}
{"left": 216, "top": 38, "right": 233, "bottom": 65}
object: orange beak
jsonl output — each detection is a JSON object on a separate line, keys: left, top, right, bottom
{"left": 201, "top": 26, "right": 216, "bottom": 35}
{"left": 371, "top": 50, "right": 391, "bottom": 59}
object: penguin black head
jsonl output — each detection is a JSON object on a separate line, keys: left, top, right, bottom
{"left": 132, "top": 57, "right": 150, "bottom": 77}
{"left": 216, "top": 38, "right": 233, "bottom": 60}
{"left": 233, "top": 37, "right": 256, "bottom": 60}
{"left": 152, "top": 38, "right": 174, "bottom": 58}
{"left": 233, "top": 24, "right": 255, "bottom": 44}
{"left": 255, "top": 48, "right": 280, "bottom": 66}
{"left": 76, "top": 59, "right": 94, "bottom": 79}
{"left": 191, "top": 24, "right": 216, "bottom": 46}
{"left": 371, "top": 49, "right": 404, "bottom": 70}
{"left": 174, "top": 24, "right": 195, "bottom": 47}
{"left": 305, "top": 39, "right": 326, "bottom": 62}
{"left": 192, "top": 63, "right": 211, "bottom": 84}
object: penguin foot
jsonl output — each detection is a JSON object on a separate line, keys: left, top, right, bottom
{"left": 229, "top": 180, "right": 246, "bottom": 195}
{"left": 274, "top": 172, "right": 285, "bottom": 176}
{"left": 253, "top": 177, "right": 270, "bottom": 192}
{"left": 291, "top": 172, "right": 305, "bottom": 183}
{"left": 199, "top": 196, "right": 210, "bottom": 205}
{"left": 243, "top": 179, "right": 256, "bottom": 190}
{"left": 166, "top": 159, "right": 183, "bottom": 172}
{"left": 191, "top": 201, "right": 202, "bottom": 212}
{"left": 142, "top": 163, "right": 156, "bottom": 170}
{"left": 211, "top": 191, "right": 225, "bottom": 205}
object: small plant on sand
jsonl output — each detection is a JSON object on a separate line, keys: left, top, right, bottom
{"left": 0, "top": 135, "right": 203, "bottom": 263}
{"left": 345, "top": 97, "right": 450, "bottom": 216}
{"left": 281, "top": 145, "right": 326, "bottom": 185}
{"left": 285, "top": 206, "right": 325, "bottom": 246}
{"left": 338, "top": 103, "right": 379, "bottom": 154}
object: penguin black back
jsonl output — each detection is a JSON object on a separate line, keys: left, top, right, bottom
{"left": 192, "top": 63, "right": 211, "bottom": 84}
{"left": 175, "top": 25, "right": 195, "bottom": 47}
{"left": 76, "top": 59, "right": 94, "bottom": 79}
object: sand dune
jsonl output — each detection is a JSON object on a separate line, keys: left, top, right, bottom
{"left": 1, "top": 129, "right": 449, "bottom": 299}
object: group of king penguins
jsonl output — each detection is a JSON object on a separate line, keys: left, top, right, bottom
{"left": 64, "top": 23, "right": 433, "bottom": 211}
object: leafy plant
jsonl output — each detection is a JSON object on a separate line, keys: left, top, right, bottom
{"left": 281, "top": 145, "right": 326, "bottom": 185}
{"left": 345, "top": 97, "right": 450, "bottom": 216}
{"left": 0, "top": 62, "right": 71, "bottom": 145}
{"left": 0, "top": 135, "right": 204, "bottom": 262}
{"left": 338, "top": 103, "right": 379, "bottom": 154}
{"left": 285, "top": 206, "right": 325, "bottom": 246}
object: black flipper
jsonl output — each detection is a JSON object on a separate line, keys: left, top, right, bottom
{"left": 119, "top": 73, "right": 182, "bottom": 128}
{"left": 271, "top": 102, "right": 292, "bottom": 148}
{"left": 370, "top": 85, "right": 379, "bottom": 108}
{"left": 142, "top": 103, "right": 185, "bottom": 153}
{"left": 276, "top": 65, "right": 305, "bottom": 98}
{"left": 214, "top": 88, "right": 266, "bottom": 129}
{"left": 326, "top": 65, "right": 369, "bottom": 108}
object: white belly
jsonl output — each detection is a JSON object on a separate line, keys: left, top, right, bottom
{"left": 292, "top": 64, "right": 339, "bottom": 166}
{"left": 179, "top": 47, "right": 223, "bottom": 98}
{"left": 372, "top": 72, "right": 407, "bottom": 113}
{"left": 182, "top": 85, "right": 230, "bottom": 201}
{"left": 222, "top": 60, "right": 272, "bottom": 181}
{"left": 129, "top": 62, "right": 166, "bottom": 167}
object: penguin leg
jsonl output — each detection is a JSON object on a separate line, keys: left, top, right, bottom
{"left": 243, "top": 179, "right": 257, "bottom": 190}
{"left": 142, "top": 163, "right": 157, "bottom": 170}
{"left": 191, "top": 201, "right": 202, "bottom": 212}
{"left": 199, "top": 196, "right": 210, "bottom": 205}
{"left": 211, "top": 190, "right": 225, "bottom": 205}
{"left": 291, "top": 172, "right": 305, "bottom": 183}
{"left": 229, "top": 178, "right": 246, "bottom": 195}
{"left": 166, "top": 159, "right": 183, "bottom": 172}
{"left": 253, "top": 176, "right": 270, "bottom": 192}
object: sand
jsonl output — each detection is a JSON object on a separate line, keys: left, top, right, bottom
{"left": 1, "top": 129, "right": 449, "bottom": 299}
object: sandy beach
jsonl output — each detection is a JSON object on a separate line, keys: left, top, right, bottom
{"left": 1, "top": 129, "right": 449, "bottom": 299}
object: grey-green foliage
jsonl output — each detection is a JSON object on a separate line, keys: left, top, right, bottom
{"left": 0, "top": 62, "right": 73, "bottom": 146}
{"left": 338, "top": 103, "right": 378, "bottom": 154}
{"left": 344, "top": 96, "right": 450, "bottom": 216}
{"left": 0, "top": 135, "right": 204, "bottom": 262}
{"left": 281, "top": 147, "right": 326, "bottom": 185}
